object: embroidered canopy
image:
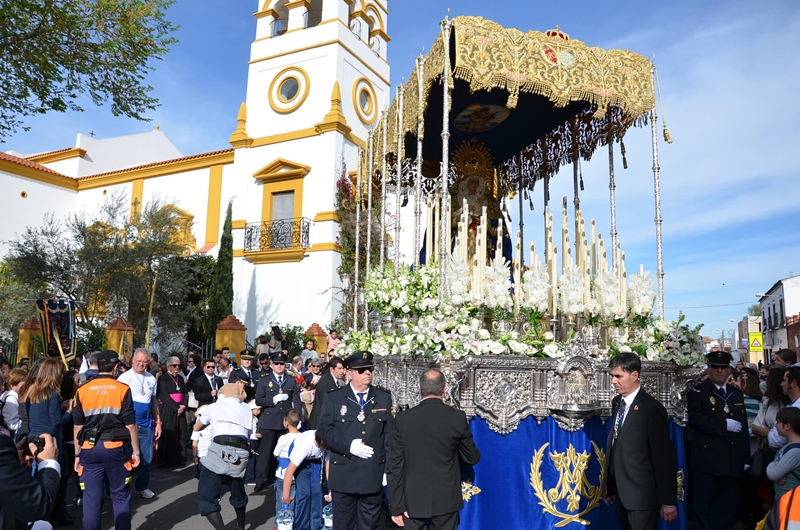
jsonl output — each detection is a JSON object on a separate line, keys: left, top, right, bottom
{"left": 370, "top": 16, "right": 654, "bottom": 191}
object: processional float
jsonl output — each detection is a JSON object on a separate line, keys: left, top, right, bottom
{"left": 341, "top": 16, "right": 697, "bottom": 530}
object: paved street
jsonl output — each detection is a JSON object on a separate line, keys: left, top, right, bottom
{"left": 65, "top": 464, "right": 277, "bottom": 530}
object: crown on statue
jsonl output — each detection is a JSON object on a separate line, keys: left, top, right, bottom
{"left": 452, "top": 138, "right": 495, "bottom": 188}
{"left": 545, "top": 25, "right": 570, "bottom": 41}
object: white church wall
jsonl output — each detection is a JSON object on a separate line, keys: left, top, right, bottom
{"left": 42, "top": 157, "right": 82, "bottom": 178}
{"left": 73, "top": 131, "right": 183, "bottom": 177}
{"left": 141, "top": 167, "right": 212, "bottom": 248}
{"left": 0, "top": 170, "right": 78, "bottom": 256}
{"left": 74, "top": 182, "right": 134, "bottom": 214}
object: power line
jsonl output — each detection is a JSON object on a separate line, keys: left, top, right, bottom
{"left": 664, "top": 301, "right": 755, "bottom": 309}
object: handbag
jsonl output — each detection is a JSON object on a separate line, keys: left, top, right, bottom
{"left": 187, "top": 391, "right": 199, "bottom": 409}
{"left": 751, "top": 443, "right": 776, "bottom": 479}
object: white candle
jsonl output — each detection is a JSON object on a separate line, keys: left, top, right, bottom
{"left": 496, "top": 218, "right": 504, "bottom": 262}
{"left": 514, "top": 230, "right": 522, "bottom": 316}
{"left": 433, "top": 194, "right": 440, "bottom": 261}
{"left": 551, "top": 246, "right": 559, "bottom": 318}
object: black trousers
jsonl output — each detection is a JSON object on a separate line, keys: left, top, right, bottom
{"left": 399, "top": 511, "right": 459, "bottom": 530}
{"left": 255, "top": 428, "right": 285, "bottom": 487}
{"left": 332, "top": 490, "right": 382, "bottom": 530}
{"left": 615, "top": 497, "right": 658, "bottom": 530}
{"left": 692, "top": 470, "right": 740, "bottom": 530}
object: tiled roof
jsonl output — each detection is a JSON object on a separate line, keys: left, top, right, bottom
{"left": 78, "top": 148, "right": 235, "bottom": 180}
{"left": 25, "top": 147, "right": 74, "bottom": 158}
{"left": 0, "top": 151, "right": 69, "bottom": 177}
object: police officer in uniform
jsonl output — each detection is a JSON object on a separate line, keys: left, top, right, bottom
{"left": 687, "top": 350, "right": 749, "bottom": 530}
{"left": 230, "top": 350, "right": 261, "bottom": 402}
{"left": 253, "top": 351, "right": 301, "bottom": 492}
{"left": 318, "top": 351, "right": 394, "bottom": 530}
{"left": 72, "top": 350, "right": 141, "bottom": 530}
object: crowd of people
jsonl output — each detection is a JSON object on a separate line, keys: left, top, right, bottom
{"left": 5, "top": 335, "right": 800, "bottom": 530}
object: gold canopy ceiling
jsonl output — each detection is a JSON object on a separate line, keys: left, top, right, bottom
{"left": 369, "top": 16, "right": 655, "bottom": 191}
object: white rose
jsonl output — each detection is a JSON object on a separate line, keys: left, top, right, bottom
{"left": 457, "top": 324, "right": 469, "bottom": 335}
{"left": 544, "top": 331, "right": 554, "bottom": 341}
{"left": 543, "top": 344, "right": 559, "bottom": 357}
{"left": 478, "top": 329, "right": 491, "bottom": 340}
{"left": 619, "top": 345, "right": 632, "bottom": 353}
{"left": 451, "top": 294, "right": 464, "bottom": 306}
{"left": 489, "top": 341, "right": 506, "bottom": 354}
{"left": 402, "top": 305, "right": 411, "bottom": 314}
{"left": 435, "top": 321, "right": 447, "bottom": 332}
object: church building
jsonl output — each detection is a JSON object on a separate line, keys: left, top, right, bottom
{"left": 0, "top": 0, "right": 391, "bottom": 333}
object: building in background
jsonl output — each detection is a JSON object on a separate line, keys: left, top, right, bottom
{"left": 735, "top": 315, "right": 763, "bottom": 365}
{"left": 759, "top": 275, "right": 800, "bottom": 361}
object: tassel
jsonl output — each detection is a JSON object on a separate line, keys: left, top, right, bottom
{"left": 620, "top": 141, "right": 628, "bottom": 170}
{"left": 663, "top": 123, "right": 673, "bottom": 144}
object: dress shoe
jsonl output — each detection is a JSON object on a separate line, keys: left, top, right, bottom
{"left": 253, "top": 483, "right": 265, "bottom": 493}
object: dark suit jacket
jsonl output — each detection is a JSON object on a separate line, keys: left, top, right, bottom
{"left": 254, "top": 373, "right": 302, "bottom": 430}
{"left": 306, "top": 372, "right": 341, "bottom": 430}
{"left": 601, "top": 387, "right": 677, "bottom": 511}
{"left": 230, "top": 368, "right": 261, "bottom": 402}
{"left": 0, "top": 434, "right": 60, "bottom": 530}
{"left": 687, "top": 379, "right": 749, "bottom": 477}
{"left": 318, "top": 385, "right": 393, "bottom": 495}
{"left": 386, "top": 398, "right": 480, "bottom": 518}
{"left": 191, "top": 374, "right": 223, "bottom": 407}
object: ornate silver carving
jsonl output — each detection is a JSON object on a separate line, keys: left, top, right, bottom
{"left": 373, "top": 347, "right": 701, "bottom": 434}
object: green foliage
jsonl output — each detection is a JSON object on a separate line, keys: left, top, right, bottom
{"left": 208, "top": 202, "right": 234, "bottom": 337}
{"left": 748, "top": 304, "right": 761, "bottom": 317}
{"left": 0, "top": 0, "right": 178, "bottom": 139}
{"left": 262, "top": 323, "right": 307, "bottom": 357}
{"left": 4, "top": 190, "right": 193, "bottom": 341}
{"left": 0, "top": 260, "right": 37, "bottom": 338}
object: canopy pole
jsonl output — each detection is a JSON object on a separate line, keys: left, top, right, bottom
{"left": 380, "top": 111, "right": 388, "bottom": 272}
{"left": 572, "top": 119, "right": 580, "bottom": 247}
{"left": 607, "top": 113, "right": 618, "bottom": 270}
{"left": 650, "top": 63, "right": 665, "bottom": 318}
{"left": 353, "top": 147, "right": 363, "bottom": 329}
{"left": 414, "top": 54, "right": 425, "bottom": 268}
{"left": 517, "top": 156, "right": 524, "bottom": 270}
{"left": 438, "top": 15, "right": 452, "bottom": 304}
{"left": 395, "top": 83, "right": 404, "bottom": 275}
{"left": 364, "top": 130, "right": 374, "bottom": 330}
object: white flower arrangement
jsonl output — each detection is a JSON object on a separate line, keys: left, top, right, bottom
{"left": 627, "top": 271, "right": 656, "bottom": 328}
{"left": 558, "top": 265, "right": 585, "bottom": 316}
{"left": 482, "top": 258, "right": 513, "bottom": 316}
{"left": 521, "top": 263, "right": 550, "bottom": 313}
{"left": 364, "top": 263, "right": 440, "bottom": 317}
{"left": 591, "top": 269, "right": 625, "bottom": 322}
{"left": 447, "top": 257, "right": 474, "bottom": 308}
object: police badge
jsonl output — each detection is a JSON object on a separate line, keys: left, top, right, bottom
{"left": 340, "top": 405, "right": 347, "bottom": 416}
{"left": 710, "top": 396, "right": 716, "bottom": 405}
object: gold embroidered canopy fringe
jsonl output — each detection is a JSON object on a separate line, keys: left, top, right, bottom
{"left": 369, "top": 16, "right": 654, "bottom": 190}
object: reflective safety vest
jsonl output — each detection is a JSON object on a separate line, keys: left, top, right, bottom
{"left": 776, "top": 486, "right": 800, "bottom": 530}
{"left": 73, "top": 374, "right": 134, "bottom": 434}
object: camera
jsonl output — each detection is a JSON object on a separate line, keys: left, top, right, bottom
{"left": 28, "top": 436, "right": 46, "bottom": 457}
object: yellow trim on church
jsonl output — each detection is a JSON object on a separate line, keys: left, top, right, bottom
{"left": 244, "top": 248, "right": 307, "bottom": 264}
{"left": 0, "top": 159, "right": 77, "bottom": 190}
{"left": 205, "top": 165, "right": 224, "bottom": 246}
{"left": 231, "top": 220, "right": 246, "bottom": 230}
{"left": 308, "top": 242, "right": 340, "bottom": 252}
{"left": 313, "top": 211, "right": 340, "bottom": 223}
{"left": 254, "top": 159, "right": 310, "bottom": 222}
{"left": 249, "top": 39, "right": 390, "bottom": 86}
{"left": 27, "top": 147, "right": 87, "bottom": 164}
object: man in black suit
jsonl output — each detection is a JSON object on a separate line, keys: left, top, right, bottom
{"left": 191, "top": 359, "right": 224, "bottom": 407}
{"left": 601, "top": 352, "right": 677, "bottom": 530}
{"left": 318, "top": 351, "right": 393, "bottom": 530}
{"left": 0, "top": 433, "right": 61, "bottom": 530}
{"left": 307, "top": 356, "right": 346, "bottom": 429}
{"left": 687, "top": 351, "right": 749, "bottom": 530}
{"left": 229, "top": 350, "right": 261, "bottom": 402}
{"left": 387, "top": 369, "right": 480, "bottom": 530}
{"left": 253, "top": 351, "right": 302, "bottom": 492}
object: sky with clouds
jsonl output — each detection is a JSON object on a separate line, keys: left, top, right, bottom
{"left": 6, "top": 0, "right": 799, "bottom": 341}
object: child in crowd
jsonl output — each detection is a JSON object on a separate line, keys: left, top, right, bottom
{"left": 327, "top": 330, "right": 340, "bottom": 355}
{"left": 244, "top": 401, "right": 262, "bottom": 486}
{"left": 281, "top": 429, "right": 330, "bottom": 530}
{"left": 274, "top": 410, "right": 302, "bottom": 515}
{"left": 767, "top": 407, "right": 800, "bottom": 500}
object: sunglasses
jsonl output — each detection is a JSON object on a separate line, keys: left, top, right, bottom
{"left": 352, "top": 367, "right": 372, "bottom": 374}
{"left": 310, "top": 364, "right": 321, "bottom": 367}
{"left": 169, "top": 364, "right": 180, "bottom": 367}
{"left": 205, "top": 365, "right": 216, "bottom": 369}
{"left": 260, "top": 361, "right": 269, "bottom": 366}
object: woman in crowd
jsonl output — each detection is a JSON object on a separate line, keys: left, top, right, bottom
{"left": 740, "top": 367, "right": 763, "bottom": 453}
{"left": 51, "top": 369, "right": 81, "bottom": 525}
{"left": 1, "top": 368, "right": 27, "bottom": 436}
{"left": 157, "top": 356, "right": 187, "bottom": 467}
{"left": 754, "top": 366, "right": 790, "bottom": 509}
{"left": 21, "top": 358, "right": 66, "bottom": 451}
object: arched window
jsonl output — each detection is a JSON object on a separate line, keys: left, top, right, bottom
{"left": 306, "top": 0, "right": 323, "bottom": 28}
{"left": 272, "top": 0, "right": 289, "bottom": 36}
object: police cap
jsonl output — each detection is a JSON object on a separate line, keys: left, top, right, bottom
{"left": 270, "top": 351, "right": 289, "bottom": 364}
{"left": 343, "top": 351, "right": 374, "bottom": 370}
{"left": 97, "top": 350, "right": 120, "bottom": 365}
{"left": 705, "top": 350, "right": 733, "bottom": 367}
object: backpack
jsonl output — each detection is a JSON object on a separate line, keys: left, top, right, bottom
{"left": 0, "top": 394, "right": 11, "bottom": 438}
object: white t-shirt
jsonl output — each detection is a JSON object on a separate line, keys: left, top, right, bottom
{"left": 191, "top": 420, "right": 213, "bottom": 458}
{"left": 198, "top": 396, "right": 252, "bottom": 438}
{"left": 117, "top": 370, "right": 158, "bottom": 403}
{"left": 274, "top": 432, "right": 301, "bottom": 480}
{"left": 288, "top": 429, "right": 328, "bottom": 467}
{"left": 0, "top": 390, "right": 21, "bottom": 431}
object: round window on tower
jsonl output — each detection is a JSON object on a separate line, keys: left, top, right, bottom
{"left": 268, "top": 67, "right": 311, "bottom": 114}
{"left": 278, "top": 77, "right": 300, "bottom": 103}
{"left": 352, "top": 77, "right": 378, "bottom": 125}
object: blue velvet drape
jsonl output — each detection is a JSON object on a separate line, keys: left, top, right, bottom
{"left": 458, "top": 415, "right": 687, "bottom": 529}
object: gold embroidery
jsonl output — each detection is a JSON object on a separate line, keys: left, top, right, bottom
{"left": 529, "top": 442, "right": 605, "bottom": 527}
{"left": 677, "top": 470, "right": 685, "bottom": 502}
{"left": 461, "top": 480, "right": 482, "bottom": 502}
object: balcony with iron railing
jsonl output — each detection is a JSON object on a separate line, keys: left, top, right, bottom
{"left": 243, "top": 217, "right": 311, "bottom": 264}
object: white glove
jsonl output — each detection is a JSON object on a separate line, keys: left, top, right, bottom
{"left": 726, "top": 419, "right": 742, "bottom": 433}
{"left": 382, "top": 473, "right": 387, "bottom": 486}
{"left": 273, "top": 393, "right": 288, "bottom": 405}
{"left": 349, "top": 439, "right": 374, "bottom": 459}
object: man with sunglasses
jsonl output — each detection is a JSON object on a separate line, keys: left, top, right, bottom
{"left": 318, "top": 351, "right": 393, "bottom": 530}
{"left": 687, "top": 350, "right": 749, "bottom": 530}
{"left": 230, "top": 350, "right": 261, "bottom": 402}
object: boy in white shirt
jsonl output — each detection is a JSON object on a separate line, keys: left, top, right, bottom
{"left": 273, "top": 410, "right": 302, "bottom": 515}
{"left": 281, "top": 429, "right": 330, "bottom": 530}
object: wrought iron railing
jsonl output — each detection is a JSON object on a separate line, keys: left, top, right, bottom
{"left": 244, "top": 217, "right": 311, "bottom": 252}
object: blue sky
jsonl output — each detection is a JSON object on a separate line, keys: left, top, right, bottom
{"left": 6, "top": 0, "right": 800, "bottom": 339}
